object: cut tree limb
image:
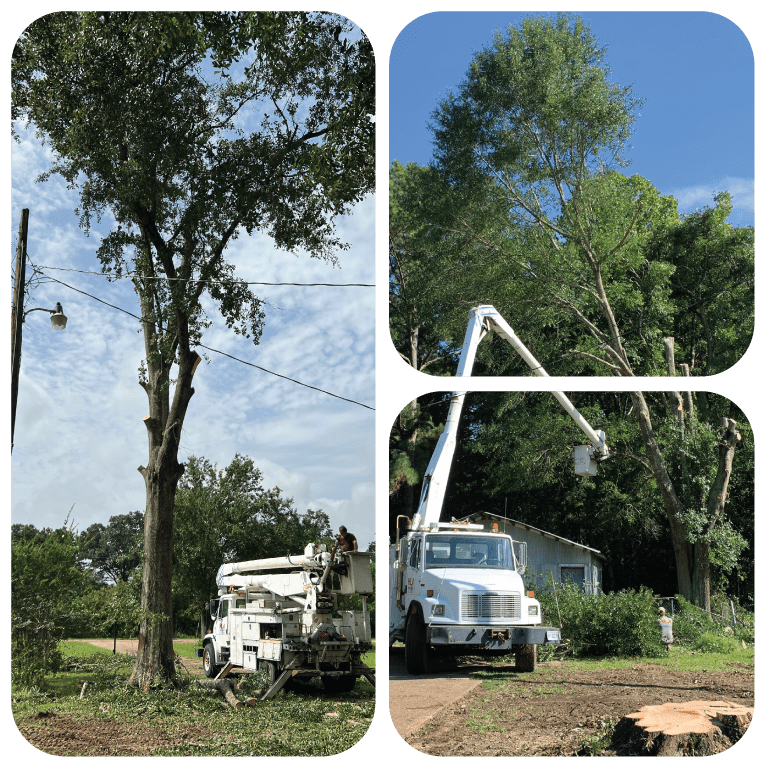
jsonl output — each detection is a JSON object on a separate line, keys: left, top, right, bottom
{"left": 196, "top": 678, "right": 243, "bottom": 710}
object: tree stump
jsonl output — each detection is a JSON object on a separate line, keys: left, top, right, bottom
{"left": 612, "top": 701, "right": 753, "bottom": 756}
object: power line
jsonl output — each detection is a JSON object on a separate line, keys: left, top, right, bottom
{"left": 42, "top": 273, "right": 375, "bottom": 411}
{"left": 35, "top": 264, "right": 374, "bottom": 287}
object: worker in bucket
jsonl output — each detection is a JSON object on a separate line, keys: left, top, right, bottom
{"left": 657, "top": 606, "right": 673, "bottom": 653}
{"left": 331, "top": 525, "right": 358, "bottom": 558}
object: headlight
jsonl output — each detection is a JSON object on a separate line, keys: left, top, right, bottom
{"left": 528, "top": 605, "right": 539, "bottom": 616}
{"left": 432, "top": 604, "right": 445, "bottom": 616}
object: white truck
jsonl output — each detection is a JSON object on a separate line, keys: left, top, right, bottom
{"left": 198, "top": 542, "right": 375, "bottom": 699}
{"left": 390, "top": 305, "right": 610, "bottom": 674}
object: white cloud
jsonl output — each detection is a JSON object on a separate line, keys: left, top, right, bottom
{"left": 667, "top": 176, "right": 754, "bottom": 222}
{"left": 11, "top": 131, "right": 376, "bottom": 549}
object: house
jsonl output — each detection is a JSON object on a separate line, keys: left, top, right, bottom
{"left": 460, "top": 511, "right": 606, "bottom": 595}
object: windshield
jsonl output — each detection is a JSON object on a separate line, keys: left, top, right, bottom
{"left": 424, "top": 535, "right": 515, "bottom": 570}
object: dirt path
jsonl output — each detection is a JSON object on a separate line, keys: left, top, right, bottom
{"left": 394, "top": 657, "right": 755, "bottom": 756}
{"left": 79, "top": 638, "right": 204, "bottom": 674}
{"left": 388, "top": 646, "right": 486, "bottom": 737}
{"left": 80, "top": 638, "right": 197, "bottom": 654}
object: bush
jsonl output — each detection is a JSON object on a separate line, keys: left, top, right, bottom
{"left": 671, "top": 595, "right": 717, "bottom": 645}
{"left": 536, "top": 582, "right": 663, "bottom": 658}
{"left": 11, "top": 527, "right": 92, "bottom": 687}
{"left": 672, "top": 595, "right": 754, "bottom": 647}
{"left": 693, "top": 632, "right": 740, "bottom": 654}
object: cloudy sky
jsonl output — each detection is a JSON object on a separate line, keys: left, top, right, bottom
{"left": 390, "top": 11, "right": 754, "bottom": 227}
{"left": 10, "top": 32, "right": 376, "bottom": 550}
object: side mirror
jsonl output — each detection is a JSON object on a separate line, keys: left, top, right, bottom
{"left": 209, "top": 599, "right": 219, "bottom": 616}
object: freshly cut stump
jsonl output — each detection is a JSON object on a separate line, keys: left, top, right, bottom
{"left": 612, "top": 700, "right": 753, "bottom": 756}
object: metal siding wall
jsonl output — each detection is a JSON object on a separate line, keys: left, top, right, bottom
{"left": 477, "top": 515, "right": 603, "bottom": 594}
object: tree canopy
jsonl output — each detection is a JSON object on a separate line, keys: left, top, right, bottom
{"left": 78, "top": 511, "right": 144, "bottom": 583}
{"left": 172, "top": 453, "right": 332, "bottom": 633}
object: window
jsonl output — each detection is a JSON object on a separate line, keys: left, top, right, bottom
{"left": 560, "top": 565, "right": 585, "bottom": 590}
{"left": 423, "top": 535, "right": 515, "bottom": 570}
{"left": 408, "top": 538, "right": 421, "bottom": 570}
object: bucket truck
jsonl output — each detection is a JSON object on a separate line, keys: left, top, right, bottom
{"left": 390, "top": 305, "right": 610, "bottom": 674}
{"left": 197, "top": 542, "right": 375, "bottom": 699}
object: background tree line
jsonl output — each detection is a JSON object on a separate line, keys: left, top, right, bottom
{"left": 389, "top": 13, "right": 753, "bottom": 612}
{"left": 12, "top": 453, "right": 373, "bottom": 682}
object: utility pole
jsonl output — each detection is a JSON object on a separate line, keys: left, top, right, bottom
{"left": 11, "top": 208, "right": 29, "bottom": 454}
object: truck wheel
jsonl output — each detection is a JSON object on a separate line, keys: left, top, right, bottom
{"left": 322, "top": 674, "right": 356, "bottom": 694}
{"left": 263, "top": 660, "right": 279, "bottom": 684}
{"left": 515, "top": 643, "right": 537, "bottom": 672}
{"left": 404, "top": 609, "right": 430, "bottom": 675}
{"left": 202, "top": 643, "right": 218, "bottom": 678}
{"left": 262, "top": 660, "right": 291, "bottom": 691}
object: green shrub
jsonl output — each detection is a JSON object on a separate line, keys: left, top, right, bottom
{"left": 536, "top": 582, "right": 663, "bottom": 658}
{"left": 671, "top": 595, "right": 716, "bottom": 645}
{"left": 11, "top": 527, "right": 92, "bottom": 687}
{"left": 693, "top": 632, "right": 740, "bottom": 654}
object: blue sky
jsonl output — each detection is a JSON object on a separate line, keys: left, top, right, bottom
{"left": 9, "top": 16, "right": 376, "bottom": 550}
{"left": 390, "top": 11, "right": 754, "bottom": 227}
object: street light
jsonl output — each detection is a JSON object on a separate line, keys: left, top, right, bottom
{"left": 23, "top": 302, "right": 68, "bottom": 330}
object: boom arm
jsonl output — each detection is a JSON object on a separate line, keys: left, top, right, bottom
{"left": 412, "top": 305, "right": 610, "bottom": 531}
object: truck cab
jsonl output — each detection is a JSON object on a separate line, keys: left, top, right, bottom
{"left": 390, "top": 524, "right": 560, "bottom": 673}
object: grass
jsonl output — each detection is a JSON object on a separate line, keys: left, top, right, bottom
{"left": 465, "top": 709, "right": 505, "bottom": 734}
{"left": 13, "top": 638, "right": 376, "bottom": 756}
{"left": 554, "top": 644, "right": 754, "bottom": 673}
{"left": 471, "top": 644, "right": 754, "bottom": 693}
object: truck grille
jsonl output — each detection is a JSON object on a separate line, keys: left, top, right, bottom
{"left": 461, "top": 592, "right": 520, "bottom": 620}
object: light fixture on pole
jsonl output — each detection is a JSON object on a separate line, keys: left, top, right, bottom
{"left": 23, "top": 302, "right": 68, "bottom": 330}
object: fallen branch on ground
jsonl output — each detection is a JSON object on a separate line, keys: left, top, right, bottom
{"left": 195, "top": 678, "right": 243, "bottom": 710}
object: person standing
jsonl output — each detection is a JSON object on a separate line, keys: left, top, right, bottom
{"left": 657, "top": 606, "right": 673, "bottom": 653}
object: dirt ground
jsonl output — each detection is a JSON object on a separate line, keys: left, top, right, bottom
{"left": 15, "top": 639, "right": 211, "bottom": 755}
{"left": 16, "top": 712, "right": 216, "bottom": 756}
{"left": 390, "top": 648, "right": 755, "bottom": 756}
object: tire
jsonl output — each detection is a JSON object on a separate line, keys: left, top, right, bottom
{"left": 263, "top": 660, "right": 279, "bottom": 685}
{"left": 202, "top": 643, "right": 218, "bottom": 678}
{"left": 321, "top": 673, "right": 357, "bottom": 694}
{"left": 515, "top": 643, "right": 537, "bottom": 672}
{"left": 404, "top": 608, "right": 430, "bottom": 675}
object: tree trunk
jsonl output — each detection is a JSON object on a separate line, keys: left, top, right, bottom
{"left": 128, "top": 462, "right": 181, "bottom": 688}
{"left": 628, "top": 391, "right": 694, "bottom": 601}
{"left": 128, "top": 246, "right": 201, "bottom": 687}
{"left": 692, "top": 540, "right": 712, "bottom": 611}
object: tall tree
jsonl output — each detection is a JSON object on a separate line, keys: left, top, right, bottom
{"left": 79, "top": 511, "right": 144, "bottom": 583}
{"left": 14, "top": 11, "right": 374, "bottom": 687}
{"left": 172, "top": 454, "right": 332, "bottom": 634}
{"left": 646, "top": 192, "right": 754, "bottom": 379}
{"left": 428, "top": 13, "right": 751, "bottom": 609}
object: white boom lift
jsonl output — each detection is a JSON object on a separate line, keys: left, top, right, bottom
{"left": 390, "top": 305, "right": 610, "bottom": 674}
{"left": 198, "top": 541, "right": 375, "bottom": 699}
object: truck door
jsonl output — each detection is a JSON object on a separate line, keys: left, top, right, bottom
{"left": 215, "top": 597, "right": 231, "bottom": 639}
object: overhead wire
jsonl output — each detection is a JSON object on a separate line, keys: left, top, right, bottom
{"left": 34, "top": 264, "right": 374, "bottom": 287}
{"left": 40, "top": 271, "right": 375, "bottom": 411}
